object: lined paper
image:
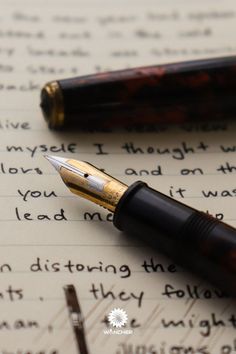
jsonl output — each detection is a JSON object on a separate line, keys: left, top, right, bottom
{"left": 0, "top": 1, "right": 236, "bottom": 353}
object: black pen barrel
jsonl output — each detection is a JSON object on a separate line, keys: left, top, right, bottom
{"left": 114, "top": 181, "right": 236, "bottom": 295}
{"left": 41, "top": 56, "right": 236, "bottom": 129}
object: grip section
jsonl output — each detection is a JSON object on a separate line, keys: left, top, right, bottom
{"left": 180, "top": 211, "right": 219, "bottom": 245}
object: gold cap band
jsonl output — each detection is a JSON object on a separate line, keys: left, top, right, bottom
{"left": 40, "top": 81, "right": 65, "bottom": 129}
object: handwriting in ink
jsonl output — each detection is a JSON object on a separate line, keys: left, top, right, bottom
{"left": 125, "top": 165, "right": 163, "bottom": 176}
{"left": 83, "top": 211, "right": 113, "bottom": 222}
{"left": 121, "top": 141, "right": 209, "bottom": 160}
{"left": 0, "top": 120, "right": 30, "bottom": 130}
{"left": 161, "top": 313, "right": 236, "bottom": 337}
{"left": 30, "top": 257, "right": 131, "bottom": 278}
{"left": 17, "top": 189, "right": 57, "bottom": 202}
{"left": 0, "top": 163, "right": 42, "bottom": 175}
{"left": 15, "top": 207, "right": 67, "bottom": 221}
{"left": 90, "top": 283, "right": 144, "bottom": 307}
{"left": 162, "top": 284, "right": 227, "bottom": 299}
{"left": 6, "top": 143, "right": 76, "bottom": 158}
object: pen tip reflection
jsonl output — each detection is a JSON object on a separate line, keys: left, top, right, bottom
{"left": 44, "top": 154, "right": 68, "bottom": 172}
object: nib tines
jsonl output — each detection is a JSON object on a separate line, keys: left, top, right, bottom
{"left": 45, "top": 155, "right": 106, "bottom": 192}
{"left": 45, "top": 155, "right": 89, "bottom": 178}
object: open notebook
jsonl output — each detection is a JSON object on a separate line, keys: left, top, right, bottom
{"left": 1, "top": 0, "right": 236, "bottom": 353}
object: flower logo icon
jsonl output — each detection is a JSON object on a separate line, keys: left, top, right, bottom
{"left": 108, "top": 308, "right": 128, "bottom": 328}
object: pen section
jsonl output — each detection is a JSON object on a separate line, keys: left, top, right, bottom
{"left": 113, "top": 181, "right": 236, "bottom": 296}
{"left": 58, "top": 56, "right": 236, "bottom": 128}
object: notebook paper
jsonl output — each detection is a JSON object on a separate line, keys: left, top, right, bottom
{"left": 0, "top": 0, "right": 236, "bottom": 353}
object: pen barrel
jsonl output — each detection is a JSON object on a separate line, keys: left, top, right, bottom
{"left": 114, "top": 182, "right": 236, "bottom": 295}
{"left": 54, "top": 56, "right": 236, "bottom": 128}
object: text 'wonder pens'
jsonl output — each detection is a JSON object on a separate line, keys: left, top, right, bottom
{"left": 40, "top": 56, "right": 236, "bottom": 129}
{"left": 45, "top": 155, "right": 236, "bottom": 296}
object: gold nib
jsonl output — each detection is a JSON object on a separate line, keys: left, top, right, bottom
{"left": 45, "top": 155, "right": 128, "bottom": 212}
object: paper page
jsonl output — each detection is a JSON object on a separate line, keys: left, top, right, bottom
{"left": 0, "top": 0, "right": 236, "bottom": 353}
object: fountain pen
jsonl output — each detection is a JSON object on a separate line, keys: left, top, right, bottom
{"left": 45, "top": 155, "right": 236, "bottom": 296}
